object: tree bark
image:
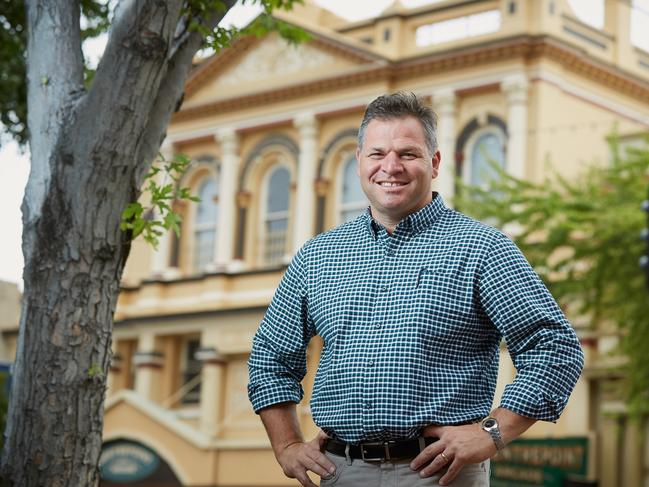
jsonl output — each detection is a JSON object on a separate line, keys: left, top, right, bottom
{"left": 1, "top": 0, "right": 234, "bottom": 484}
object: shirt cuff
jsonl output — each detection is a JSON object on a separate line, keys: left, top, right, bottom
{"left": 248, "top": 380, "right": 304, "bottom": 414}
{"left": 499, "top": 382, "right": 569, "bottom": 422}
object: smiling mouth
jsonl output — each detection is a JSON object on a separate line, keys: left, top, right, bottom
{"left": 377, "top": 182, "right": 407, "bottom": 187}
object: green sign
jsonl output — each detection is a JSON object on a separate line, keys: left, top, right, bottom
{"left": 491, "top": 437, "right": 589, "bottom": 487}
{"left": 100, "top": 440, "right": 161, "bottom": 482}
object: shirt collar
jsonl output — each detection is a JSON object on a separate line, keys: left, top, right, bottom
{"left": 362, "top": 193, "right": 448, "bottom": 239}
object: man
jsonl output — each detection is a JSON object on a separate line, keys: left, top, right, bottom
{"left": 248, "top": 92, "right": 584, "bottom": 486}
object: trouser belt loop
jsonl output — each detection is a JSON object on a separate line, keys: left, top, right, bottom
{"left": 344, "top": 444, "right": 352, "bottom": 465}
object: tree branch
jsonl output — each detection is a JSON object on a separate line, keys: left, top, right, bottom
{"left": 75, "top": 0, "right": 185, "bottom": 160}
{"left": 135, "top": 0, "right": 238, "bottom": 173}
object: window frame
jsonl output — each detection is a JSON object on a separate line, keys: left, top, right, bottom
{"left": 462, "top": 125, "right": 507, "bottom": 188}
{"left": 179, "top": 335, "right": 202, "bottom": 406}
{"left": 192, "top": 176, "right": 220, "bottom": 272}
{"left": 258, "top": 160, "right": 293, "bottom": 266}
{"left": 335, "top": 151, "right": 367, "bottom": 225}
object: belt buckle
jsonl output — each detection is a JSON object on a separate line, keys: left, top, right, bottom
{"left": 360, "top": 441, "right": 390, "bottom": 461}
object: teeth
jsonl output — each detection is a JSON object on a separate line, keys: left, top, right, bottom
{"left": 379, "top": 182, "right": 404, "bottom": 187}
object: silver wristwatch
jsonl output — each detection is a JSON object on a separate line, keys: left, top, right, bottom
{"left": 480, "top": 416, "right": 506, "bottom": 451}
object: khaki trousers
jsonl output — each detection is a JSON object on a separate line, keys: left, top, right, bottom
{"left": 320, "top": 452, "right": 490, "bottom": 487}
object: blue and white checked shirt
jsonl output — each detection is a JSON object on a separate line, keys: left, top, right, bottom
{"left": 248, "top": 195, "right": 584, "bottom": 443}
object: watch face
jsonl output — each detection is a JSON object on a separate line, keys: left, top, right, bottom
{"left": 483, "top": 418, "right": 497, "bottom": 429}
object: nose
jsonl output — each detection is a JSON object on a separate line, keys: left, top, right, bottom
{"left": 381, "top": 151, "right": 404, "bottom": 175}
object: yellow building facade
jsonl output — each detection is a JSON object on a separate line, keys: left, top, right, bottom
{"left": 10, "top": 0, "right": 649, "bottom": 485}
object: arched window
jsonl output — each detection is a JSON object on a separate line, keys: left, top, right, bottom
{"left": 194, "top": 177, "right": 218, "bottom": 271}
{"left": 463, "top": 126, "right": 506, "bottom": 188}
{"left": 338, "top": 154, "right": 367, "bottom": 223}
{"left": 262, "top": 165, "right": 291, "bottom": 265}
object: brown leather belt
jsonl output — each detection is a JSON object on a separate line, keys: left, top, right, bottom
{"left": 325, "top": 437, "right": 438, "bottom": 462}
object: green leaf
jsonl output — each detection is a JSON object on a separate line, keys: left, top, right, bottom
{"left": 456, "top": 138, "right": 649, "bottom": 415}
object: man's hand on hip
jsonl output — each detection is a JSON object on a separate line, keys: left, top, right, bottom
{"left": 409, "top": 424, "right": 496, "bottom": 486}
{"left": 277, "top": 430, "right": 336, "bottom": 487}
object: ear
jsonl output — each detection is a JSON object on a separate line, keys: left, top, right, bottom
{"left": 431, "top": 150, "right": 441, "bottom": 179}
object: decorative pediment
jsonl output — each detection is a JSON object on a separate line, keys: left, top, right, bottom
{"left": 216, "top": 36, "right": 340, "bottom": 86}
{"left": 182, "top": 31, "right": 380, "bottom": 108}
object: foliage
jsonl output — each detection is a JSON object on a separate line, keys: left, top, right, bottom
{"left": 121, "top": 154, "right": 199, "bottom": 249}
{"left": 456, "top": 140, "right": 649, "bottom": 414}
{"left": 0, "top": 0, "right": 111, "bottom": 146}
{"left": 86, "top": 363, "right": 104, "bottom": 380}
{"left": 0, "top": 0, "right": 28, "bottom": 146}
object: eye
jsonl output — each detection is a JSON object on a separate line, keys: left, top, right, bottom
{"left": 402, "top": 152, "right": 417, "bottom": 160}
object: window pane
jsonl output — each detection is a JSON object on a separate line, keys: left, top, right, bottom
{"left": 181, "top": 339, "right": 202, "bottom": 405}
{"left": 342, "top": 157, "right": 365, "bottom": 204}
{"left": 267, "top": 167, "right": 290, "bottom": 213}
{"left": 194, "top": 229, "right": 215, "bottom": 270}
{"left": 196, "top": 179, "right": 218, "bottom": 224}
{"left": 264, "top": 218, "right": 287, "bottom": 265}
{"left": 470, "top": 132, "right": 505, "bottom": 186}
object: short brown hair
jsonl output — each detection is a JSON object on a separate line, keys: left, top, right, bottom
{"left": 358, "top": 92, "right": 438, "bottom": 154}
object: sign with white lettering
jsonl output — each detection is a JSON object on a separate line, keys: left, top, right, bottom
{"left": 100, "top": 441, "right": 161, "bottom": 482}
{"left": 491, "top": 437, "right": 590, "bottom": 487}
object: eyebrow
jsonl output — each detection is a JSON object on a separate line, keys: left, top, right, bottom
{"left": 398, "top": 146, "right": 424, "bottom": 153}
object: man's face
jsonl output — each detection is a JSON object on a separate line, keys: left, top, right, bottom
{"left": 356, "top": 116, "right": 441, "bottom": 227}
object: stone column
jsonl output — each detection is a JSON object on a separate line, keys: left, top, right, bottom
{"left": 196, "top": 346, "right": 226, "bottom": 437}
{"left": 293, "top": 113, "right": 318, "bottom": 252}
{"left": 432, "top": 90, "right": 457, "bottom": 204}
{"left": 215, "top": 129, "right": 239, "bottom": 269}
{"left": 133, "top": 333, "right": 164, "bottom": 404}
{"left": 502, "top": 74, "right": 529, "bottom": 180}
{"left": 150, "top": 140, "right": 175, "bottom": 277}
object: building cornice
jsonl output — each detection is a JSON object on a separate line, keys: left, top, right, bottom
{"left": 173, "top": 34, "right": 649, "bottom": 125}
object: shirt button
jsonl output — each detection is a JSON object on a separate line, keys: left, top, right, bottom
{"left": 368, "top": 359, "right": 375, "bottom": 366}
{"left": 386, "top": 250, "right": 395, "bottom": 257}
{"left": 380, "top": 286, "right": 389, "bottom": 292}
{"left": 374, "top": 323, "right": 381, "bottom": 329}
{"left": 365, "top": 401, "right": 372, "bottom": 410}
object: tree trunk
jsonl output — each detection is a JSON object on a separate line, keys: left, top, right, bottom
{"left": 1, "top": 1, "right": 235, "bottom": 484}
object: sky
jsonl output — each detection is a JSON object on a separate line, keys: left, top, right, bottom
{"left": 0, "top": 0, "right": 648, "bottom": 287}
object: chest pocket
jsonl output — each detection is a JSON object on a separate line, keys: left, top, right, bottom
{"left": 410, "top": 265, "right": 463, "bottom": 317}
{"left": 415, "top": 265, "right": 451, "bottom": 288}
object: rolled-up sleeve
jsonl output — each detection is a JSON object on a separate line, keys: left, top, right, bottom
{"left": 248, "top": 247, "right": 316, "bottom": 413}
{"left": 478, "top": 232, "right": 585, "bottom": 422}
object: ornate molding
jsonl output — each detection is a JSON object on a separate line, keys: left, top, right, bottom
{"left": 501, "top": 74, "right": 529, "bottom": 105}
{"left": 294, "top": 112, "right": 318, "bottom": 139}
{"left": 239, "top": 134, "right": 299, "bottom": 191}
{"left": 317, "top": 128, "right": 358, "bottom": 178}
{"left": 215, "top": 128, "right": 239, "bottom": 156}
{"left": 236, "top": 191, "right": 252, "bottom": 208}
{"left": 174, "top": 34, "right": 649, "bottom": 125}
{"left": 314, "top": 178, "right": 331, "bottom": 197}
{"left": 432, "top": 88, "right": 457, "bottom": 116}
{"left": 185, "top": 31, "right": 381, "bottom": 98}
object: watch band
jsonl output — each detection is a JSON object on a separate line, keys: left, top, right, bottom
{"left": 481, "top": 416, "right": 506, "bottom": 451}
